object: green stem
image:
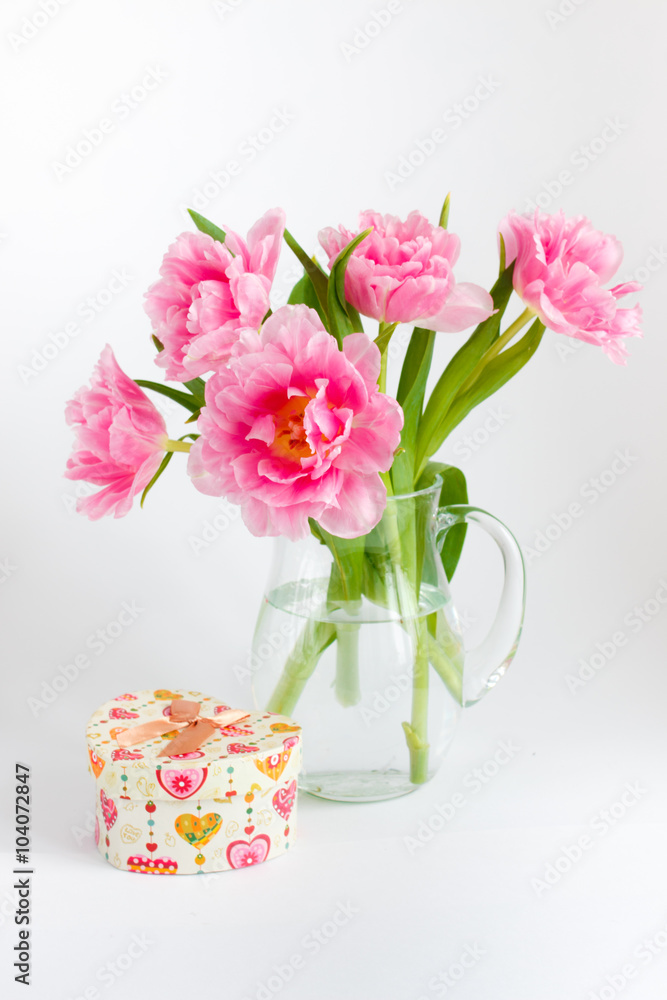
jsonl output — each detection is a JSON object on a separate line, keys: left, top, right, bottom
{"left": 426, "top": 632, "right": 463, "bottom": 705}
{"left": 164, "top": 439, "right": 192, "bottom": 453}
{"left": 266, "top": 619, "right": 336, "bottom": 716}
{"left": 456, "top": 307, "right": 534, "bottom": 398}
{"left": 402, "top": 617, "right": 430, "bottom": 783}
{"left": 382, "top": 495, "right": 430, "bottom": 784}
{"left": 376, "top": 322, "right": 398, "bottom": 394}
{"left": 379, "top": 350, "right": 388, "bottom": 394}
{"left": 334, "top": 622, "right": 362, "bottom": 706}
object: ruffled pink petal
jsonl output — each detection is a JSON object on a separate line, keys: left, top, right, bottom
{"left": 317, "top": 472, "right": 387, "bottom": 538}
{"left": 423, "top": 282, "right": 495, "bottom": 332}
{"left": 341, "top": 333, "right": 381, "bottom": 391}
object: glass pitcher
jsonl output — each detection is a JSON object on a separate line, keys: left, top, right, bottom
{"left": 250, "top": 477, "right": 525, "bottom": 802}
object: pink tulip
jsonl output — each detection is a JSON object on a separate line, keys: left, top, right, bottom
{"left": 65, "top": 346, "right": 168, "bottom": 519}
{"left": 144, "top": 208, "right": 285, "bottom": 381}
{"left": 318, "top": 210, "right": 494, "bottom": 331}
{"left": 188, "top": 305, "right": 404, "bottom": 540}
{"left": 499, "top": 210, "right": 642, "bottom": 363}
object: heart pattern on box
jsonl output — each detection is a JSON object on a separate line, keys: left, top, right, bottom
{"left": 88, "top": 747, "right": 106, "bottom": 779}
{"left": 226, "top": 835, "right": 271, "bottom": 869}
{"left": 255, "top": 750, "right": 291, "bottom": 781}
{"left": 87, "top": 691, "right": 301, "bottom": 874}
{"left": 120, "top": 824, "right": 142, "bottom": 844}
{"left": 127, "top": 854, "right": 178, "bottom": 874}
{"left": 272, "top": 780, "right": 296, "bottom": 821}
{"left": 111, "top": 748, "right": 143, "bottom": 762}
{"left": 100, "top": 790, "right": 117, "bottom": 831}
{"left": 220, "top": 724, "right": 253, "bottom": 737}
{"left": 156, "top": 767, "right": 208, "bottom": 799}
{"left": 175, "top": 812, "right": 222, "bottom": 847}
{"left": 227, "top": 743, "right": 257, "bottom": 755}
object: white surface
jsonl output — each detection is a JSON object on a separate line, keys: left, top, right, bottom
{"left": 2, "top": 1, "right": 667, "bottom": 997}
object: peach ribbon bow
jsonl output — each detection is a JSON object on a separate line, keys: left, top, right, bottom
{"left": 115, "top": 699, "right": 250, "bottom": 757}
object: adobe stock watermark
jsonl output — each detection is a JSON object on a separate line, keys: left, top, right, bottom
{"left": 70, "top": 809, "right": 97, "bottom": 847}
{"left": 188, "top": 499, "right": 241, "bottom": 555}
{"left": 586, "top": 916, "right": 667, "bottom": 1000}
{"left": 241, "top": 900, "right": 358, "bottom": 1000}
{"left": 404, "top": 740, "right": 521, "bottom": 854}
{"left": 545, "top": 0, "right": 589, "bottom": 30}
{"left": 8, "top": 0, "right": 73, "bottom": 53}
{"left": 178, "top": 107, "right": 295, "bottom": 221}
{"left": 233, "top": 620, "right": 300, "bottom": 685}
{"left": 64, "top": 934, "right": 153, "bottom": 1000}
{"left": 416, "top": 943, "right": 486, "bottom": 999}
{"left": 565, "top": 578, "right": 667, "bottom": 693}
{"left": 384, "top": 75, "right": 500, "bottom": 191}
{"left": 0, "top": 557, "right": 17, "bottom": 584}
{"left": 451, "top": 406, "right": 511, "bottom": 463}
{"left": 523, "top": 448, "right": 637, "bottom": 564}
{"left": 27, "top": 601, "right": 145, "bottom": 716}
{"left": 212, "top": 0, "right": 249, "bottom": 16}
{"left": 358, "top": 610, "right": 475, "bottom": 727}
{"left": 339, "top": 0, "right": 416, "bottom": 63}
{"left": 531, "top": 781, "right": 647, "bottom": 897}
{"left": 18, "top": 268, "right": 134, "bottom": 384}
{"left": 619, "top": 245, "right": 667, "bottom": 287}
{"left": 52, "top": 67, "right": 168, "bottom": 180}
{"left": 523, "top": 117, "right": 627, "bottom": 213}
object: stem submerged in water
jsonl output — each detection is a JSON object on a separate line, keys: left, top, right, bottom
{"left": 334, "top": 622, "right": 362, "bottom": 706}
{"left": 265, "top": 618, "right": 336, "bottom": 716}
{"left": 381, "top": 495, "right": 431, "bottom": 784}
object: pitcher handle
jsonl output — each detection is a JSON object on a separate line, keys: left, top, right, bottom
{"left": 435, "top": 505, "right": 526, "bottom": 708}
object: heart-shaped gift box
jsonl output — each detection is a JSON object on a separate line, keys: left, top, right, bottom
{"left": 85, "top": 689, "right": 301, "bottom": 874}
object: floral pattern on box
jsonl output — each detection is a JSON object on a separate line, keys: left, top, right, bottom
{"left": 86, "top": 689, "right": 301, "bottom": 874}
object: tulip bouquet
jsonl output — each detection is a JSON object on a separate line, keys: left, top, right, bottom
{"left": 65, "top": 198, "right": 641, "bottom": 784}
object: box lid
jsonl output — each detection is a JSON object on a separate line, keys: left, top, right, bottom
{"left": 85, "top": 689, "right": 301, "bottom": 794}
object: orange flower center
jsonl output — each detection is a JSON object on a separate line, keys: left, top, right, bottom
{"left": 272, "top": 395, "right": 313, "bottom": 461}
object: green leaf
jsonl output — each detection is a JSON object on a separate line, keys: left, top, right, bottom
{"left": 391, "top": 328, "right": 435, "bottom": 495}
{"left": 416, "top": 262, "right": 515, "bottom": 471}
{"left": 183, "top": 377, "right": 206, "bottom": 408}
{"left": 498, "top": 232, "right": 506, "bottom": 276}
{"left": 327, "top": 229, "right": 371, "bottom": 346}
{"left": 416, "top": 462, "right": 468, "bottom": 580}
{"left": 134, "top": 380, "right": 201, "bottom": 413}
{"left": 187, "top": 209, "right": 228, "bottom": 246}
{"left": 437, "top": 318, "right": 545, "bottom": 439}
{"left": 373, "top": 322, "right": 396, "bottom": 355}
{"left": 288, "top": 271, "right": 327, "bottom": 326}
{"left": 140, "top": 451, "right": 173, "bottom": 508}
{"left": 151, "top": 334, "right": 164, "bottom": 352}
{"left": 439, "top": 192, "right": 451, "bottom": 229}
{"left": 396, "top": 327, "right": 435, "bottom": 407}
{"left": 283, "top": 230, "right": 330, "bottom": 321}
{"left": 313, "top": 522, "right": 365, "bottom": 606}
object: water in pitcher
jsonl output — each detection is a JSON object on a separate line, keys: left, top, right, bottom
{"left": 251, "top": 579, "right": 464, "bottom": 801}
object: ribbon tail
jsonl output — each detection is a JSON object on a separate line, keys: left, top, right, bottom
{"left": 213, "top": 710, "right": 251, "bottom": 727}
{"left": 116, "top": 719, "right": 185, "bottom": 748}
{"left": 157, "top": 719, "right": 218, "bottom": 757}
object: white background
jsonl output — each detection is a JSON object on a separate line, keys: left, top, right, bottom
{"left": 2, "top": 1, "right": 667, "bottom": 998}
